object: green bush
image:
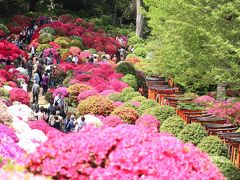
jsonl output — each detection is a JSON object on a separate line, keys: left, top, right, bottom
{"left": 130, "top": 96, "right": 147, "bottom": 103}
{"left": 160, "top": 116, "right": 186, "bottom": 136}
{"left": 110, "top": 107, "right": 139, "bottom": 124}
{"left": 0, "top": 24, "right": 10, "bottom": 34}
{"left": 39, "top": 27, "right": 55, "bottom": 35}
{"left": 0, "top": 88, "right": 9, "bottom": 98}
{"left": 177, "top": 123, "right": 207, "bottom": 145}
{"left": 70, "top": 39, "right": 83, "bottom": 49}
{"left": 138, "top": 99, "right": 159, "bottom": 114}
{"left": 123, "top": 92, "right": 142, "bottom": 102}
{"left": 121, "top": 74, "right": 138, "bottom": 90}
{"left": 197, "top": 136, "right": 227, "bottom": 156}
{"left": 77, "top": 95, "right": 115, "bottom": 116}
{"left": 108, "top": 93, "right": 123, "bottom": 102}
{"left": 54, "top": 37, "right": 72, "bottom": 48}
{"left": 38, "top": 33, "right": 54, "bottom": 44}
{"left": 123, "top": 102, "right": 139, "bottom": 110}
{"left": 121, "top": 87, "right": 135, "bottom": 94}
{"left": 143, "top": 105, "right": 176, "bottom": 123}
{"left": 36, "top": 44, "right": 51, "bottom": 52}
{"left": 88, "top": 48, "right": 97, "bottom": 54}
{"left": 45, "top": 91, "right": 53, "bottom": 103}
{"left": 116, "top": 62, "right": 136, "bottom": 76}
{"left": 134, "top": 47, "right": 147, "bottom": 58}
{"left": 211, "top": 156, "right": 240, "bottom": 180}
{"left": 70, "top": 36, "right": 82, "bottom": 42}
{"left": 128, "top": 36, "right": 144, "bottom": 45}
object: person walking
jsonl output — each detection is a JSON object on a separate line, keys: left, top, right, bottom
{"left": 32, "top": 80, "right": 40, "bottom": 104}
{"left": 42, "top": 72, "right": 49, "bottom": 95}
{"left": 27, "top": 58, "right": 34, "bottom": 82}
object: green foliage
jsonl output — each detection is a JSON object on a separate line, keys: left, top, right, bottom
{"left": 130, "top": 96, "right": 147, "bottom": 103}
{"left": 160, "top": 116, "right": 186, "bottom": 136}
{"left": 0, "top": 88, "right": 9, "bottom": 98}
{"left": 177, "top": 102, "right": 205, "bottom": 111}
{"left": 36, "top": 44, "right": 51, "bottom": 52}
{"left": 38, "top": 33, "right": 54, "bottom": 44}
{"left": 121, "top": 74, "right": 138, "bottom": 90}
{"left": 70, "top": 39, "right": 83, "bottom": 49}
{"left": 0, "top": 24, "right": 10, "bottom": 34}
{"left": 108, "top": 93, "right": 123, "bottom": 102}
{"left": 123, "top": 92, "right": 141, "bottom": 102}
{"left": 121, "top": 87, "right": 135, "bottom": 94}
{"left": 177, "top": 123, "right": 207, "bottom": 145}
{"left": 211, "top": 156, "right": 240, "bottom": 180}
{"left": 198, "top": 136, "right": 227, "bottom": 156}
{"left": 116, "top": 62, "right": 136, "bottom": 76}
{"left": 144, "top": 0, "right": 240, "bottom": 92}
{"left": 128, "top": 36, "right": 144, "bottom": 45}
{"left": 39, "top": 27, "right": 55, "bottom": 35}
{"left": 54, "top": 37, "right": 72, "bottom": 48}
{"left": 88, "top": 48, "right": 97, "bottom": 54}
{"left": 70, "top": 36, "right": 82, "bottom": 42}
{"left": 137, "top": 99, "right": 158, "bottom": 114}
{"left": 143, "top": 105, "right": 176, "bottom": 123}
{"left": 134, "top": 47, "right": 147, "bottom": 58}
{"left": 45, "top": 91, "right": 53, "bottom": 103}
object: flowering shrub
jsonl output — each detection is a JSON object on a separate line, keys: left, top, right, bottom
{"left": 53, "top": 87, "right": 68, "bottom": 97}
{"left": 198, "top": 136, "right": 227, "bottom": 156}
{"left": 116, "top": 61, "right": 136, "bottom": 75}
{"left": 123, "top": 101, "right": 141, "bottom": 110}
{"left": 136, "top": 114, "right": 160, "bottom": 132}
{"left": 194, "top": 95, "right": 215, "bottom": 106}
{"left": 78, "top": 89, "right": 98, "bottom": 101}
{"left": 160, "top": 116, "right": 186, "bottom": 136}
{"left": 211, "top": 156, "right": 240, "bottom": 180}
{"left": 177, "top": 123, "right": 208, "bottom": 145}
{"left": 77, "top": 95, "right": 115, "bottom": 116}
{"left": 207, "top": 101, "right": 240, "bottom": 124}
{"left": 123, "top": 91, "right": 142, "bottom": 102}
{"left": 0, "top": 134, "right": 25, "bottom": 167}
{"left": 130, "top": 96, "right": 147, "bottom": 102}
{"left": 111, "top": 107, "right": 139, "bottom": 124}
{"left": 38, "top": 33, "right": 54, "bottom": 44}
{"left": 102, "top": 115, "right": 123, "bottom": 127}
{"left": 0, "top": 102, "right": 12, "bottom": 125}
{"left": 143, "top": 105, "right": 176, "bottom": 123}
{"left": 9, "top": 88, "right": 30, "bottom": 105}
{"left": 0, "top": 124, "right": 18, "bottom": 143}
{"left": 26, "top": 125, "right": 224, "bottom": 179}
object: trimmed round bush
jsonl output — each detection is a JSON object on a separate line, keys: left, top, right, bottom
{"left": 68, "top": 84, "right": 92, "bottom": 96}
{"left": 130, "top": 96, "right": 147, "bottom": 103}
{"left": 77, "top": 95, "right": 115, "bottom": 116}
{"left": 39, "top": 27, "right": 55, "bottom": 35}
{"left": 36, "top": 44, "right": 51, "bottom": 52}
{"left": 38, "top": 33, "right": 54, "bottom": 44}
{"left": 211, "top": 156, "right": 240, "bottom": 180}
{"left": 0, "top": 88, "right": 9, "bottom": 98}
{"left": 128, "top": 36, "right": 144, "bottom": 45}
{"left": 108, "top": 93, "right": 125, "bottom": 102}
{"left": 121, "top": 74, "right": 138, "bottom": 90}
{"left": 123, "top": 92, "right": 141, "bottom": 102}
{"left": 123, "top": 101, "right": 141, "bottom": 110}
{"left": 111, "top": 107, "right": 139, "bottom": 124}
{"left": 0, "top": 24, "right": 10, "bottom": 34}
{"left": 134, "top": 47, "right": 147, "bottom": 58}
{"left": 198, "top": 136, "right": 227, "bottom": 156}
{"left": 71, "top": 39, "right": 83, "bottom": 49}
{"left": 136, "top": 114, "right": 160, "bottom": 132}
{"left": 143, "top": 105, "right": 175, "bottom": 123}
{"left": 116, "top": 62, "right": 136, "bottom": 75}
{"left": 138, "top": 99, "right": 159, "bottom": 114}
{"left": 54, "top": 37, "right": 72, "bottom": 48}
{"left": 177, "top": 123, "right": 207, "bottom": 145}
{"left": 160, "top": 116, "right": 186, "bottom": 136}
{"left": 102, "top": 115, "right": 123, "bottom": 127}
{"left": 121, "top": 87, "right": 135, "bottom": 94}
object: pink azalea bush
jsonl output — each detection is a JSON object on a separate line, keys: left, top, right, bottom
{"left": 0, "top": 124, "right": 19, "bottom": 143}
{"left": 78, "top": 89, "right": 98, "bottom": 101}
{"left": 194, "top": 95, "right": 215, "bottom": 106}
{"left": 136, "top": 114, "right": 160, "bottom": 132}
{"left": 9, "top": 88, "right": 30, "bottom": 105}
{"left": 26, "top": 125, "right": 224, "bottom": 179}
{"left": 207, "top": 101, "right": 240, "bottom": 123}
{"left": 0, "top": 170, "right": 47, "bottom": 180}
{"left": 53, "top": 87, "right": 68, "bottom": 97}
{"left": 102, "top": 115, "right": 123, "bottom": 127}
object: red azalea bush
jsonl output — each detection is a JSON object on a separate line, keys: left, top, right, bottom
{"left": 9, "top": 88, "right": 30, "bottom": 105}
{"left": 77, "top": 95, "right": 115, "bottom": 116}
{"left": 25, "top": 125, "right": 224, "bottom": 179}
{"left": 110, "top": 107, "right": 139, "bottom": 124}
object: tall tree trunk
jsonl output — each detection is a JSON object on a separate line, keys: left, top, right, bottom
{"left": 217, "top": 83, "right": 226, "bottom": 101}
{"left": 136, "top": 0, "right": 144, "bottom": 38}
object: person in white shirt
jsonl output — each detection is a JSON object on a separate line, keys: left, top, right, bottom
{"left": 72, "top": 55, "right": 79, "bottom": 64}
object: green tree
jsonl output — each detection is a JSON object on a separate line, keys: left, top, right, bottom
{"left": 144, "top": 0, "right": 240, "bottom": 93}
